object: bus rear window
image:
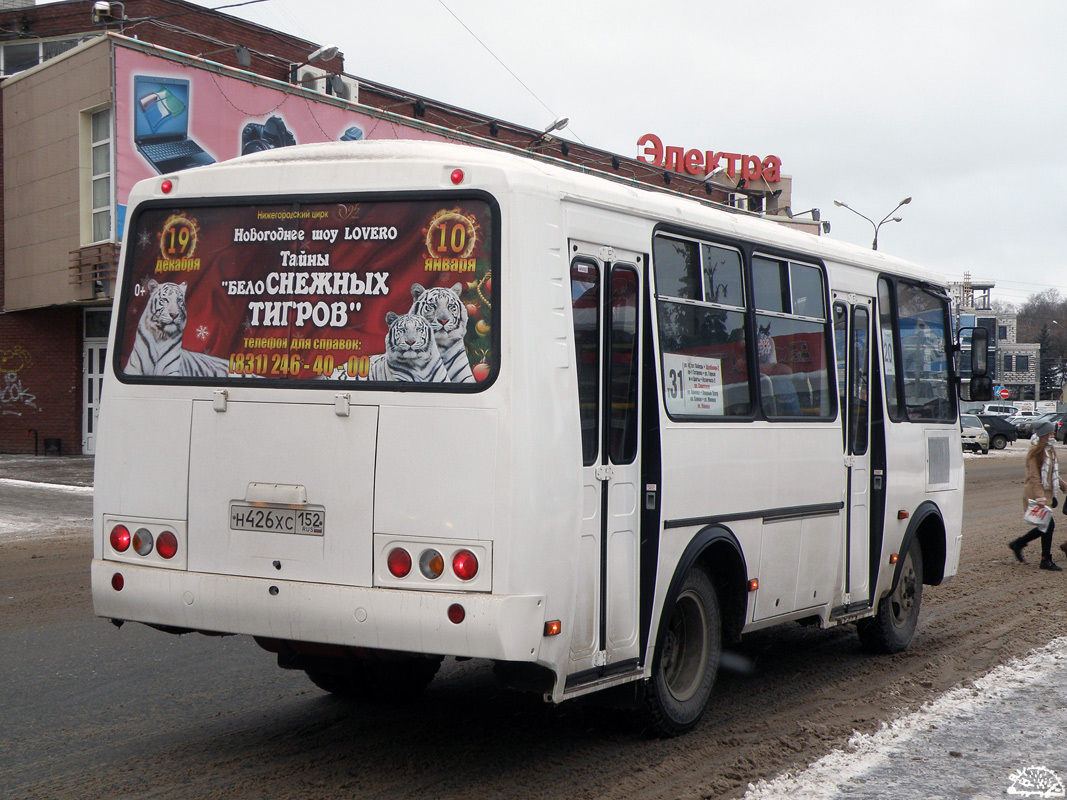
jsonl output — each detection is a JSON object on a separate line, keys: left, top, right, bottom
{"left": 116, "top": 197, "right": 497, "bottom": 388}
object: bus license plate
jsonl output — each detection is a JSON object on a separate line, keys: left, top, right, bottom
{"left": 229, "top": 504, "right": 325, "bottom": 536}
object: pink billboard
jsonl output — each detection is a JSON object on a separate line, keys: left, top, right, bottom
{"left": 114, "top": 45, "right": 447, "bottom": 237}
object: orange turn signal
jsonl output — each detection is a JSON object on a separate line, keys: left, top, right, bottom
{"left": 543, "top": 620, "right": 562, "bottom": 636}
{"left": 889, "top": 553, "right": 899, "bottom": 564}
{"left": 747, "top": 578, "right": 759, "bottom": 592}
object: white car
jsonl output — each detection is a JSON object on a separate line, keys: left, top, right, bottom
{"left": 982, "top": 403, "right": 1018, "bottom": 416}
{"left": 961, "top": 414, "right": 990, "bottom": 454}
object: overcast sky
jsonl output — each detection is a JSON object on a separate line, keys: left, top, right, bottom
{"left": 177, "top": 0, "right": 1066, "bottom": 307}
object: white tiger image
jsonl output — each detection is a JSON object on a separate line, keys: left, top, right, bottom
{"left": 409, "top": 282, "right": 475, "bottom": 382}
{"left": 125, "top": 280, "right": 230, "bottom": 377}
{"left": 367, "top": 311, "right": 449, "bottom": 382}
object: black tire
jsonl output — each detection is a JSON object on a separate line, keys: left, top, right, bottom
{"left": 644, "top": 566, "right": 721, "bottom": 737}
{"left": 857, "top": 536, "right": 923, "bottom": 654}
{"left": 981, "top": 446, "right": 989, "bottom": 454}
{"left": 306, "top": 655, "right": 443, "bottom": 701}
{"left": 991, "top": 434, "right": 1007, "bottom": 450}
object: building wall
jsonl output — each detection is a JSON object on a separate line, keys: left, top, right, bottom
{"left": 1001, "top": 342, "right": 1040, "bottom": 398}
{"left": 0, "top": 306, "right": 81, "bottom": 453}
{"left": 0, "top": 0, "right": 344, "bottom": 453}
{"left": 4, "top": 41, "right": 110, "bottom": 310}
{"left": 0, "top": 0, "right": 339, "bottom": 82}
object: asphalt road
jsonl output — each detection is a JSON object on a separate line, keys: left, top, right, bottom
{"left": 3, "top": 447, "right": 1067, "bottom": 800}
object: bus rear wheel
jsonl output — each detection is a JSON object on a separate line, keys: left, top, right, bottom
{"left": 857, "top": 536, "right": 923, "bottom": 654}
{"left": 644, "top": 566, "right": 721, "bottom": 737}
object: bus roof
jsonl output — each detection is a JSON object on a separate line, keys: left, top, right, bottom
{"left": 147, "top": 139, "right": 950, "bottom": 289}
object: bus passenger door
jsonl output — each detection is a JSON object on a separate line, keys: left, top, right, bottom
{"left": 568, "top": 243, "right": 643, "bottom": 677}
{"left": 833, "top": 295, "right": 873, "bottom": 608}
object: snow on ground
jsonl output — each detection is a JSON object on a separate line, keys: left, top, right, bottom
{"left": 0, "top": 478, "right": 92, "bottom": 540}
{"left": 745, "top": 637, "right": 1067, "bottom": 799}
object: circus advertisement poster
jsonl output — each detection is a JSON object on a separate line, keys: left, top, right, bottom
{"left": 117, "top": 198, "right": 496, "bottom": 388}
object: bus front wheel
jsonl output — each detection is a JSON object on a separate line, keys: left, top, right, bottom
{"left": 857, "top": 536, "right": 923, "bottom": 654}
{"left": 644, "top": 566, "right": 721, "bottom": 737}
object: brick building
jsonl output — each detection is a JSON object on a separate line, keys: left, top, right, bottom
{"left": 0, "top": 0, "right": 803, "bottom": 454}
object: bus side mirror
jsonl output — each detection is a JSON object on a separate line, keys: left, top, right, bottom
{"left": 969, "top": 326, "right": 988, "bottom": 377}
{"left": 965, "top": 326, "right": 992, "bottom": 401}
{"left": 970, "top": 375, "right": 993, "bottom": 402}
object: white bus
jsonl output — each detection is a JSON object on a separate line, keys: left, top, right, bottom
{"left": 92, "top": 140, "right": 989, "bottom": 735}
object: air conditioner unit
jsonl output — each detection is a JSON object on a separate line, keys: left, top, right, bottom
{"left": 293, "top": 65, "right": 330, "bottom": 93}
{"left": 293, "top": 66, "right": 358, "bottom": 103}
{"left": 326, "top": 74, "right": 358, "bottom": 103}
{"left": 728, "top": 193, "right": 749, "bottom": 210}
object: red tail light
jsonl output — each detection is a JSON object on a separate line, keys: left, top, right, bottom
{"left": 387, "top": 547, "right": 412, "bottom": 578}
{"left": 111, "top": 573, "right": 124, "bottom": 591}
{"left": 452, "top": 549, "right": 479, "bottom": 581}
{"left": 447, "top": 603, "right": 465, "bottom": 624}
{"left": 156, "top": 531, "right": 178, "bottom": 560}
{"left": 109, "top": 524, "right": 131, "bottom": 552}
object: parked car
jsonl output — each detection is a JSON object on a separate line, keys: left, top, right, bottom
{"left": 977, "top": 414, "right": 1018, "bottom": 450}
{"left": 982, "top": 403, "right": 1019, "bottom": 416}
{"left": 1014, "top": 411, "right": 1067, "bottom": 439}
{"left": 960, "top": 414, "right": 989, "bottom": 454}
{"left": 1058, "top": 417, "right": 1067, "bottom": 443}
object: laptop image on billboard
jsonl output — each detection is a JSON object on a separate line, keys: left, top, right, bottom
{"left": 133, "top": 75, "right": 215, "bottom": 174}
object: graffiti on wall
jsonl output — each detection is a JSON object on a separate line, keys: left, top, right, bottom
{"left": 1, "top": 347, "right": 39, "bottom": 416}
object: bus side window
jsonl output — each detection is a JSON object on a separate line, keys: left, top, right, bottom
{"left": 753, "top": 256, "right": 832, "bottom": 419}
{"left": 653, "top": 235, "right": 751, "bottom": 418}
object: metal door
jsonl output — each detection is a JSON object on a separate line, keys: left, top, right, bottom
{"left": 568, "top": 242, "right": 643, "bottom": 674}
{"left": 83, "top": 340, "right": 107, "bottom": 454}
{"left": 833, "top": 294, "right": 873, "bottom": 606}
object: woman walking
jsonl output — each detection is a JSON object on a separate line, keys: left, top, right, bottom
{"left": 1010, "top": 419, "right": 1065, "bottom": 571}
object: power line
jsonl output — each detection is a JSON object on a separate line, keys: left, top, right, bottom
{"left": 436, "top": 0, "right": 584, "bottom": 144}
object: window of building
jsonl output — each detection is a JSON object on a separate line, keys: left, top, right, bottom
{"left": 999, "top": 325, "right": 1008, "bottom": 340}
{"left": 1, "top": 37, "right": 85, "bottom": 77}
{"left": 1003, "top": 354, "right": 1013, "bottom": 373}
{"left": 1016, "top": 355, "right": 1029, "bottom": 373}
{"left": 90, "top": 108, "right": 112, "bottom": 243}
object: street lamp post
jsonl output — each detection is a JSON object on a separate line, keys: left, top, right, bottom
{"left": 833, "top": 197, "right": 912, "bottom": 250}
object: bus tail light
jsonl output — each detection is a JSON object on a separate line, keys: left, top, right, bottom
{"left": 447, "top": 603, "right": 465, "bottom": 624}
{"left": 387, "top": 547, "right": 412, "bottom": 578}
{"left": 111, "top": 572, "right": 124, "bottom": 591}
{"left": 374, "top": 536, "right": 489, "bottom": 591}
{"left": 156, "top": 531, "right": 179, "bottom": 560}
{"left": 419, "top": 549, "right": 445, "bottom": 579}
{"left": 109, "top": 524, "right": 131, "bottom": 553}
{"left": 132, "top": 528, "right": 154, "bottom": 556}
{"left": 452, "top": 549, "right": 478, "bottom": 581}
{"left": 105, "top": 516, "right": 187, "bottom": 569}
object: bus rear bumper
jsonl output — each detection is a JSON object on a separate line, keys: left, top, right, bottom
{"left": 91, "top": 559, "right": 547, "bottom": 662}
